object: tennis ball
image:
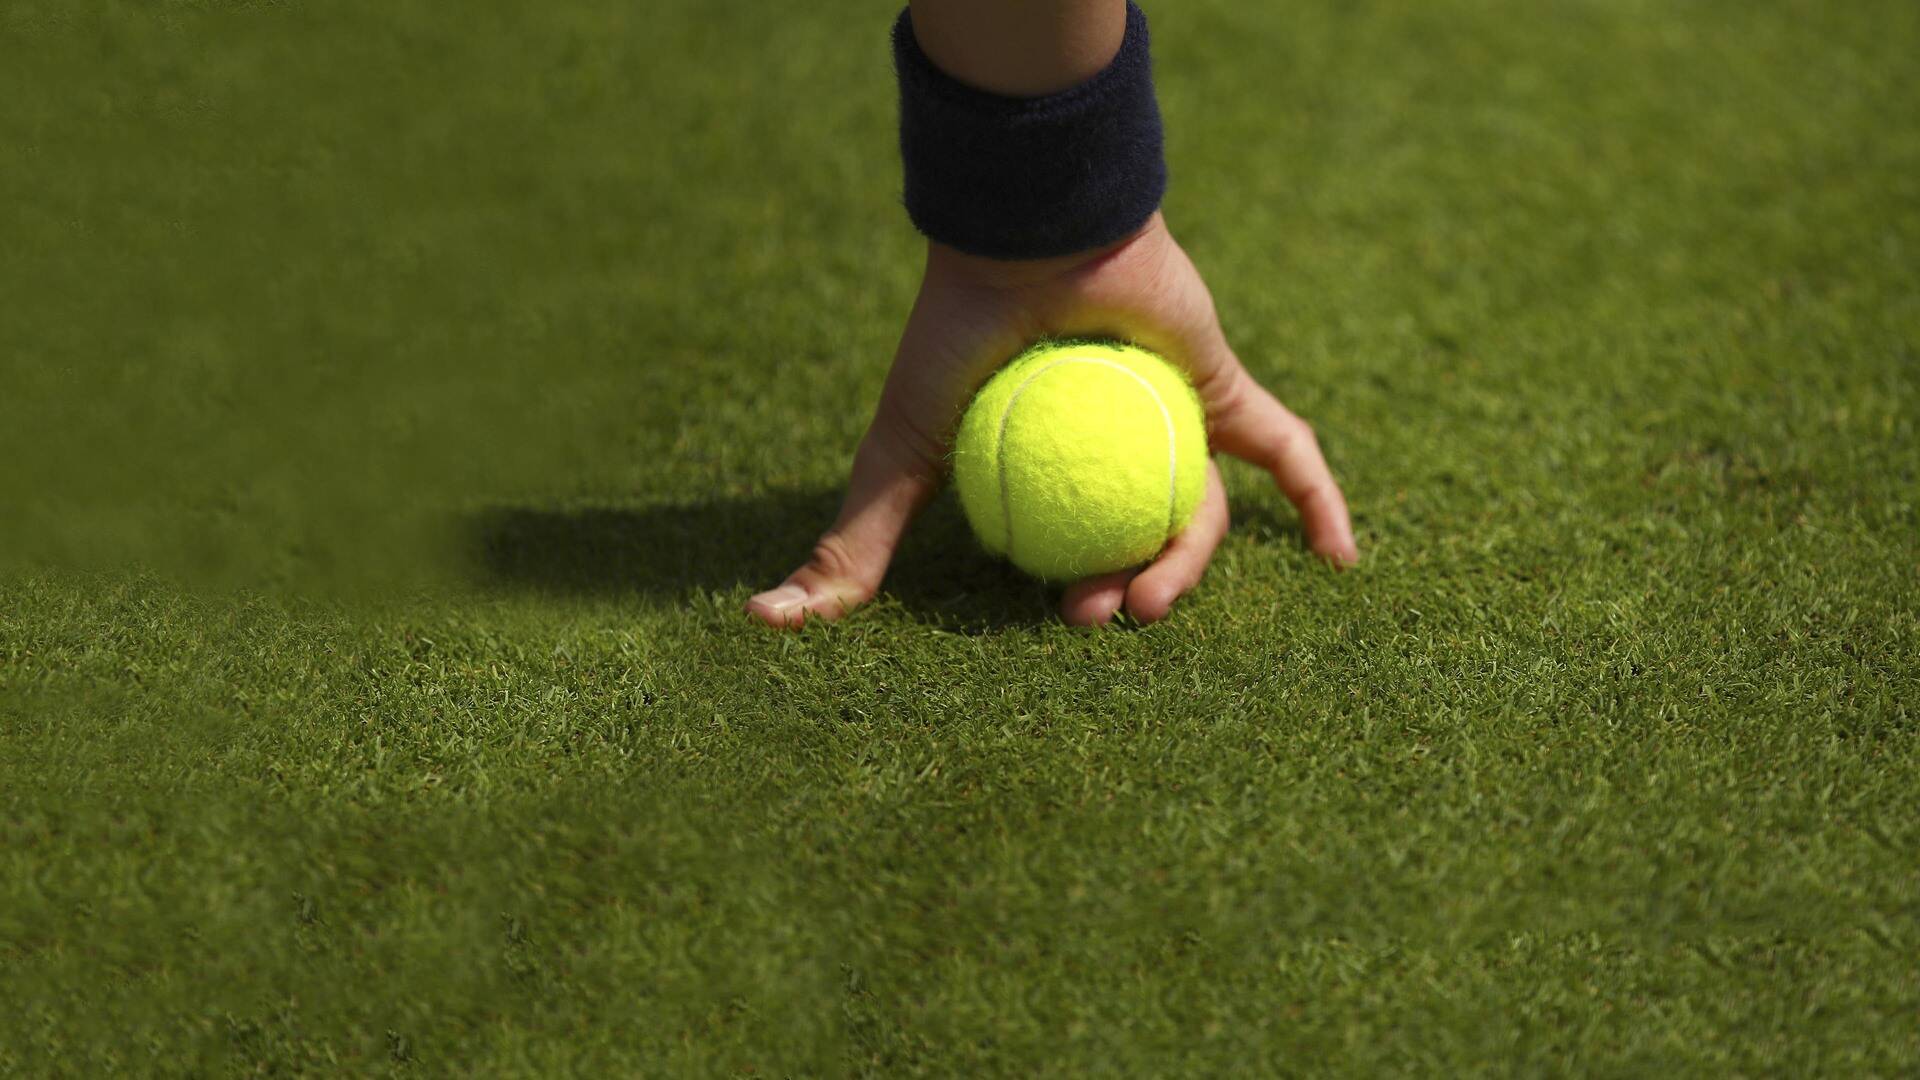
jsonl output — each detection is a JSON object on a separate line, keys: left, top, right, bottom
{"left": 951, "top": 340, "right": 1208, "bottom": 581}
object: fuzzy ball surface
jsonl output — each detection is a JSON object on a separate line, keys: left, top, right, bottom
{"left": 951, "top": 340, "right": 1208, "bottom": 581}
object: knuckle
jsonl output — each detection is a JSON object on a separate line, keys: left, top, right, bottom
{"left": 808, "top": 532, "right": 866, "bottom": 585}
{"left": 1196, "top": 364, "right": 1250, "bottom": 416}
{"left": 1270, "top": 413, "right": 1317, "bottom": 458}
{"left": 1127, "top": 584, "right": 1177, "bottom": 623}
{"left": 1199, "top": 371, "right": 1256, "bottom": 442}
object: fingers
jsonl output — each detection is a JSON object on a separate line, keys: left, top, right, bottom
{"left": 1057, "top": 459, "right": 1230, "bottom": 627}
{"left": 1123, "top": 459, "right": 1229, "bottom": 623}
{"left": 746, "top": 420, "right": 940, "bottom": 628}
{"left": 1205, "top": 364, "right": 1359, "bottom": 567}
{"left": 1060, "top": 569, "right": 1134, "bottom": 627}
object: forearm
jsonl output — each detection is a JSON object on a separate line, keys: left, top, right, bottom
{"left": 907, "top": 0, "right": 1126, "bottom": 96}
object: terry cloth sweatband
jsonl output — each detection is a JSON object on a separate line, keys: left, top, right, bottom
{"left": 892, "top": 2, "right": 1168, "bottom": 260}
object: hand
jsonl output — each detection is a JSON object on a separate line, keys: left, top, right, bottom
{"left": 747, "top": 212, "right": 1358, "bottom": 628}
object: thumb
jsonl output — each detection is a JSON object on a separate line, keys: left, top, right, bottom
{"left": 746, "top": 419, "right": 941, "bottom": 628}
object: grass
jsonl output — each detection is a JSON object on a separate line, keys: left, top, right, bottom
{"left": 3, "top": 0, "right": 1917, "bottom": 1074}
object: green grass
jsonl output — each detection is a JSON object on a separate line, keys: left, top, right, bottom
{"left": 3, "top": 0, "right": 1917, "bottom": 1074}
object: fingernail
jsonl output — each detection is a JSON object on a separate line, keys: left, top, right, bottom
{"left": 749, "top": 584, "right": 808, "bottom": 614}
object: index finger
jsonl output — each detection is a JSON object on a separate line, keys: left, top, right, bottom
{"left": 1208, "top": 371, "right": 1358, "bottom": 566}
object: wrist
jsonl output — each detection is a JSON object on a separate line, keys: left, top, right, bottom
{"left": 893, "top": 1, "right": 1167, "bottom": 261}
{"left": 929, "top": 213, "right": 1167, "bottom": 291}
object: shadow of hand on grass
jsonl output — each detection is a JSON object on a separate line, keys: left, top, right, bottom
{"left": 468, "top": 488, "right": 1056, "bottom": 631}
{"left": 1227, "top": 495, "right": 1312, "bottom": 551}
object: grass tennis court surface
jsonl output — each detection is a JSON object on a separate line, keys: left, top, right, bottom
{"left": 3, "top": 0, "right": 1916, "bottom": 1073}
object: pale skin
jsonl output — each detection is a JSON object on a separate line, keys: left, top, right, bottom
{"left": 747, "top": 0, "right": 1357, "bottom": 628}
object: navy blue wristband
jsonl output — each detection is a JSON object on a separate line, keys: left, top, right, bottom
{"left": 892, "top": 3, "right": 1168, "bottom": 260}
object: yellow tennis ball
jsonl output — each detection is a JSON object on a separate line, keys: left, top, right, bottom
{"left": 952, "top": 340, "right": 1208, "bottom": 582}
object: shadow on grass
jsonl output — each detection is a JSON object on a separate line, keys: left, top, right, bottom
{"left": 1229, "top": 495, "right": 1312, "bottom": 550}
{"left": 466, "top": 488, "right": 1057, "bottom": 631}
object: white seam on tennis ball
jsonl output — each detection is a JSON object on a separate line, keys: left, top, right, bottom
{"left": 996, "top": 354, "right": 1179, "bottom": 566}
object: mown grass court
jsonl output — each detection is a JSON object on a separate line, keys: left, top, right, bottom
{"left": 2, "top": 0, "right": 1916, "bottom": 1073}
